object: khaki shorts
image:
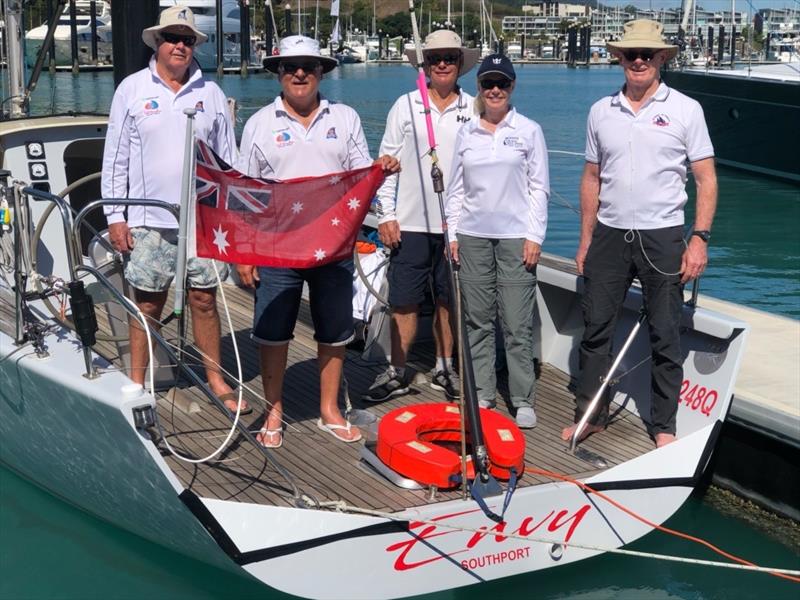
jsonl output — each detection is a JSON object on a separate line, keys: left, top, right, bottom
{"left": 125, "top": 227, "right": 229, "bottom": 292}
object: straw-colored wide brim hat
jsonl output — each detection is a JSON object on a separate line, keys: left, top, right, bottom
{"left": 405, "top": 29, "right": 480, "bottom": 77}
{"left": 142, "top": 6, "right": 208, "bottom": 51}
{"left": 263, "top": 35, "right": 339, "bottom": 73}
{"left": 606, "top": 19, "right": 678, "bottom": 61}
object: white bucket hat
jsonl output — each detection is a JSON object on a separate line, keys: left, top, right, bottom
{"left": 263, "top": 35, "right": 339, "bottom": 74}
{"left": 142, "top": 6, "right": 208, "bottom": 51}
{"left": 405, "top": 29, "right": 480, "bottom": 77}
{"left": 606, "top": 19, "right": 678, "bottom": 61}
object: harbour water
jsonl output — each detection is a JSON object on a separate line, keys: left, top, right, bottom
{"left": 1, "top": 64, "right": 799, "bottom": 598}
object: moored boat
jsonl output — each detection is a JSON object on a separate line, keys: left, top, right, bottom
{"left": 0, "top": 3, "right": 770, "bottom": 598}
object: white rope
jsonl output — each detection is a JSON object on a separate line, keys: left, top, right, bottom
{"left": 313, "top": 501, "right": 800, "bottom": 578}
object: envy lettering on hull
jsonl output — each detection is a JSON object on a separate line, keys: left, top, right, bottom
{"left": 386, "top": 504, "right": 591, "bottom": 571}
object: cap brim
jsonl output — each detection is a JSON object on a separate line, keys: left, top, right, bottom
{"left": 477, "top": 69, "right": 515, "bottom": 81}
{"left": 263, "top": 54, "right": 338, "bottom": 74}
{"left": 404, "top": 47, "right": 480, "bottom": 77}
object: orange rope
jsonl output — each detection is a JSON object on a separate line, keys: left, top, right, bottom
{"left": 528, "top": 467, "right": 800, "bottom": 584}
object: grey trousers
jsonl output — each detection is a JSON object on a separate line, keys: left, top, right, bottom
{"left": 457, "top": 234, "right": 537, "bottom": 408}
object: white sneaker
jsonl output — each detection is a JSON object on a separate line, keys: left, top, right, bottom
{"left": 516, "top": 406, "right": 537, "bottom": 429}
{"left": 478, "top": 398, "right": 496, "bottom": 409}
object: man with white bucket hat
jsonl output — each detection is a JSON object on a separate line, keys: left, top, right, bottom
{"left": 364, "top": 30, "right": 479, "bottom": 403}
{"left": 235, "top": 36, "right": 399, "bottom": 448}
{"left": 562, "top": 19, "right": 718, "bottom": 448}
{"left": 101, "top": 6, "right": 243, "bottom": 413}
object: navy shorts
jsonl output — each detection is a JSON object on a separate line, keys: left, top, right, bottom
{"left": 387, "top": 231, "right": 451, "bottom": 307}
{"left": 252, "top": 259, "right": 355, "bottom": 346}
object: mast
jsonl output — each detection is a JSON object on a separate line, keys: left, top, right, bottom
{"left": 3, "top": 0, "right": 26, "bottom": 118}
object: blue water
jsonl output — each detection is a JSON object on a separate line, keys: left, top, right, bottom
{"left": 26, "top": 64, "right": 800, "bottom": 317}
{"left": 2, "top": 64, "right": 799, "bottom": 599}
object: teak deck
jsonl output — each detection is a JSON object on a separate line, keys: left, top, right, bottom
{"left": 126, "top": 284, "right": 655, "bottom": 512}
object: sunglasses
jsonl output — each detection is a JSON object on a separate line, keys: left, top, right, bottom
{"left": 479, "top": 78, "right": 512, "bottom": 90}
{"left": 425, "top": 53, "right": 461, "bottom": 66}
{"left": 279, "top": 60, "right": 322, "bottom": 74}
{"left": 621, "top": 49, "right": 659, "bottom": 62}
{"left": 160, "top": 32, "right": 197, "bottom": 47}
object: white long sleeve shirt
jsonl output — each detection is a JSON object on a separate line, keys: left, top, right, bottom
{"left": 445, "top": 108, "right": 550, "bottom": 244}
{"left": 101, "top": 57, "right": 236, "bottom": 229}
{"left": 236, "top": 95, "right": 372, "bottom": 179}
{"left": 375, "top": 88, "right": 473, "bottom": 233}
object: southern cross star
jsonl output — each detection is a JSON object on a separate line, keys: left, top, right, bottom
{"left": 212, "top": 224, "right": 230, "bottom": 255}
{"left": 328, "top": 175, "right": 342, "bottom": 185}
{"left": 331, "top": 217, "right": 341, "bottom": 226}
{"left": 291, "top": 201, "right": 304, "bottom": 214}
{"left": 347, "top": 197, "right": 360, "bottom": 211}
{"left": 314, "top": 248, "right": 327, "bottom": 261}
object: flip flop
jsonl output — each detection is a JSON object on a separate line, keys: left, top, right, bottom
{"left": 218, "top": 390, "right": 253, "bottom": 416}
{"left": 316, "top": 418, "right": 362, "bottom": 443}
{"left": 256, "top": 428, "right": 283, "bottom": 449}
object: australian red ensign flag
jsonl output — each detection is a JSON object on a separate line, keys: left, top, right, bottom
{"left": 194, "top": 141, "right": 385, "bottom": 268}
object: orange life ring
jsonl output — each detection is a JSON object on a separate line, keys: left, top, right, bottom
{"left": 376, "top": 403, "right": 525, "bottom": 489}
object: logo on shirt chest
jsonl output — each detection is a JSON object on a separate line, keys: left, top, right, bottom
{"left": 274, "top": 130, "right": 295, "bottom": 148}
{"left": 652, "top": 114, "right": 671, "bottom": 127}
{"left": 142, "top": 97, "right": 161, "bottom": 116}
{"left": 456, "top": 113, "right": 470, "bottom": 123}
{"left": 326, "top": 126, "right": 338, "bottom": 139}
{"left": 194, "top": 101, "right": 205, "bottom": 112}
{"left": 502, "top": 136, "right": 524, "bottom": 149}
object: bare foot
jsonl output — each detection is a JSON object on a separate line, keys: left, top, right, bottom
{"left": 561, "top": 422, "right": 605, "bottom": 443}
{"left": 655, "top": 433, "right": 677, "bottom": 448}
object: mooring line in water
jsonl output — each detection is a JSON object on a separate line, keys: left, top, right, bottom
{"left": 313, "top": 493, "right": 800, "bottom": 582}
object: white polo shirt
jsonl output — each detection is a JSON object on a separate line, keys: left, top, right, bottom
{"left": 376, "top": 88, "right": 474, "bottom": 233}
{"left": 102, "top": 57, "right": 236, "bottom": 229}
{"left": 585, "top": 82, "right": 714, "bottom": 230}
{"left": 445, "top": 108, "right": 550, "bottom": 244}
{"left": 236, "top": 95, "right": 372, "bottom": 179}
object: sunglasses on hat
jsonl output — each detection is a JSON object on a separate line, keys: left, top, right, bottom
{"left": 425, "top": 53, "right": 461, "bottom": 66}
{"left": 160, "top": 31, "right": 197, "bottom": 47}
{"left": 621, "top": 49, "right": 659, "bottom": 62}
{"left": 279, "top": 60, "right": 322, "bottom": 74}
{"left": 479, "top": 78, "right": 512, "bottom": 90}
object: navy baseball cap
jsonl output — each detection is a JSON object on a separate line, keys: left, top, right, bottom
{"left": 476, "top": 53, "right": 516, "bottom": 81}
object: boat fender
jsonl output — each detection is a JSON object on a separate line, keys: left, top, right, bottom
{"left": 68, "top": 280, "right": 98, "bottom": 347}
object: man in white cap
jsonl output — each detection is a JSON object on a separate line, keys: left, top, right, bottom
{"left": 235, "top": 36, "right": 399, "bottom": 448}
{"left": 363, "top": 30, "right": 479, "bottom": 403}
{"left": 562, "top": 20, "right": 717, "bottom": 448}
{"left": 101, "top": 7, "right": 246, "bottom": 414}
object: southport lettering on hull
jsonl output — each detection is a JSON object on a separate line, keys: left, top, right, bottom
{"left": 461, "top": 547, "right": 532, "bottom": 570}
{"left": 386, "top": 504, "right": 592, "bottom": 571}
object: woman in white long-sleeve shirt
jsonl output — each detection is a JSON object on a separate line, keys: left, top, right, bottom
{"left": 445, "top": 54, "right": 550, "bottom": 429}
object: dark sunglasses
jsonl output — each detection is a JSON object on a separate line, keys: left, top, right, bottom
{"left": 479, "top": 78, "right": 512, "bottom": 90}
{"left": 279, "top": 60, "right": 322, "bottom": 74}
{"left": 425, "top": 53, "right": 460, "bottom": 66}
{"left": 160, "top": 32, "right": 197, "bottom": 47}
{"left": 621, "top": 49, "right": 659, "bottom": 62}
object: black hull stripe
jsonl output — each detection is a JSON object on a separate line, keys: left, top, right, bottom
{"left": 180, "top": 489, "right": 409, "bottom": 565}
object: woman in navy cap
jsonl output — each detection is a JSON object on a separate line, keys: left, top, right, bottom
{"left": 445, "top": 54, "right": 550, "bottom": 429}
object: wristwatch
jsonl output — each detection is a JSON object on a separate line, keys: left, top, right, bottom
{"left": 691, "top": 230, "right": 711, "bottom": 243}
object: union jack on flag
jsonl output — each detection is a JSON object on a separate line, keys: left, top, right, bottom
{"left": 194, "top": 141, "right": 385, "bottom": 269}
{"left": 196, "top": 142, "right": 273, "bottom": 213}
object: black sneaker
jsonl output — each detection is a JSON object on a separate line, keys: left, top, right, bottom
{"left": 431, "top": 369, "right": 460, "bottom": 400}
{"left": 363, "top": 367, "right": 410, "bottom": 402}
